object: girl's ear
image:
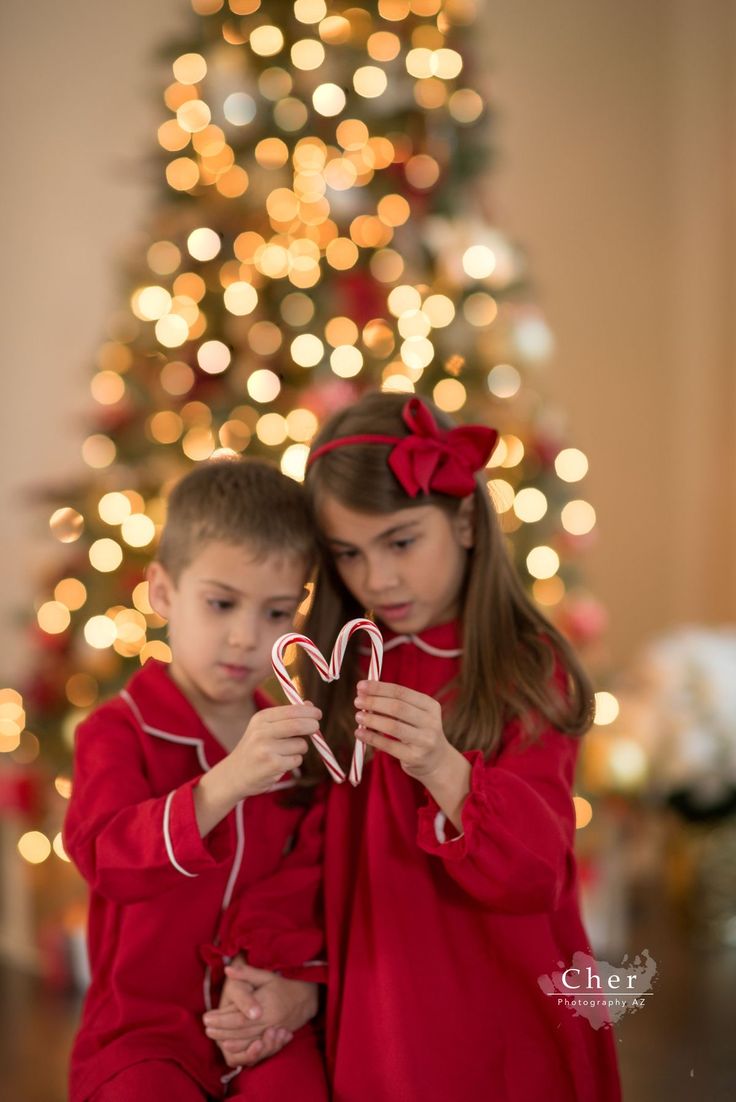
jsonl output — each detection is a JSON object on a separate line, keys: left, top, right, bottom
{"left": 454, "top": 495, "right": 476, "bottom": 549}
{"left": 146, "top": 561, "right": 174, "bottom": 620}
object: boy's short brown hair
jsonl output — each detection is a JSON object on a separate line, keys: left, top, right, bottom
{"left": 156, "top": 458, "right": 314, "bottom": 580}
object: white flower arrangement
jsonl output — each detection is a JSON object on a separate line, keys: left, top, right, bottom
{"left": 631, "top": 626, "right": 736, "bottom": 817}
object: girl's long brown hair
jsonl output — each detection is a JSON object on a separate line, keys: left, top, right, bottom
{"left": 298, "top": 391, "right": 595, "bottom": 780}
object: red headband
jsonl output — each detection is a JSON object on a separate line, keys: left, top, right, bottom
{"left": 307, "top": 397, "right": 498, "bottom": 498}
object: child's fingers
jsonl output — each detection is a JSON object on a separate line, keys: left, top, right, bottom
{"left": 203, "top": 1008, "right": 248, "bottom": 1031}
{"left": 275, "top": 736, "right": 310, "bottom": 758}
{"left": 357, "top": 680, "right": 435, "bottom": 712}
{"left": 355, "top": 726, "right": 412, "bottom": 762}
{"left": 225, "top": 1039, "right": 263, "bottom": 1067}
{"left": 225, "top": 961, "right": 279, "bottom": 986}
{"left": 265, "top": 704, "right": 322, "bottom": 722}
{"left": 355, "top": 697, "right": 424, "bottom": 730}
{"left": 356, "top": 713, "right": 418, "bottom": 744}
{"left": 206, "top": 1021, "right": 264, "bottom": 1042}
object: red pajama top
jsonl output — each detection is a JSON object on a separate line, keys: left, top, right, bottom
{"left": 323, "top": 620, "right": 622, "bottom": 1102}
{"left": 64, "top": 659, "right": 326, "bottom": 1102}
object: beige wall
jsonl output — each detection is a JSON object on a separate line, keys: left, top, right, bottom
{"left": 1, "top": 0, "right": 734, "bottom": 680}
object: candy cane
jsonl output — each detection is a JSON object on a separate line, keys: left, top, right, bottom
{"left": 271, "top": 618, "right": 383, "bottom": 786}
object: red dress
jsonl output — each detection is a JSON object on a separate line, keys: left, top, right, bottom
{"left": 64, "top": 659, "right": 327, "bottom": 1102}
{"left": 323, "top": 620, "right": 622, "bottom": 1102}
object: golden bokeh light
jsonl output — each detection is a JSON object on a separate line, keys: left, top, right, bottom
{"left": 463, "top": 292, "right": 498, "bottom": 327}
{"left": 66, "top": 672, "right": 98, "bottom": 708}
{"left": 177, "top": 99, "right": 212, "bottom": 134}
{"left": 513, "top": 488, "right": 548, "bottom": 523}
{"left": 526, "top": 546, "right": 560, "bottom": 580}
{"left": 250, "top": 25, "right": 284, "bottom": 56}
{"left": 294, "top": 0, "right": 327, "bottom": 22}
{"left": 91, "top": 371, "right": 126, "bottom": 405}
{"left": 533, "top": 576, "right": 566, "bottom": 606}
{"left": 248, "top": 320, "right": 283, "bottom": 355}
{"left": 313, "top": 83, "right": 346, "bottom": 117}
{"left": 173, "top": 53, "right": 208, "bottom": 84}
{"left": 487, "top": 363, "right": 521, "bottom": 399}
{"left": 286, "top": 407, "right": 318, "bottom": 441}
{"left": 354, "top": 66, "right": 388, "bottom": 98}
{"left": 291, "top": 333, "right": 324, "bottom": 367}
{"left": 187, "top": 227, "right": 221, "bottom": 261}
{"left": 89, "top": 539, "right": 124, "bottom": 573}
{"left": 50, "top": 507, "right": 84, "bottom": 543}
{"left": 160, "top": 361, "right": 195, "bottom": 395}
{"left": 82, "top": 434, "right": 116, "bottom": 469}
{"left": 291, "top": 38, "right": 325, "bottom": 69}
{"left": 256, "top": 412, "right": 289, "bottom": 446}
{"left": 197, "top": 339, "right": 231, "bottom": 374}
{"left": 155, "top": 314, "right": 189, "bottom": 347}
{"left": 463, "top": 244, "right": 496, "bottom": 279}
{"left": 140, "top": 640, "right": 173, "bottom": 665}
{"left": 330, "top": 345, "right": 363, "bottom": 378}
{"left": 594, "top": 691, "right": 620, "bottom": 726}
{"left": 433, "top": 378, "right": 466, "bottom": 411}
{"left": 561, "top": 500, "right": 597, "bottom": 536}
{"left": 84, "top": 615, "right": 117, "bottom": 649}
{"left": 573, "top": 796, "right": 593, "bottom": 829}
{"left": 247, "top": 368, "right": 281, "bottom": 403}
{"left": 17, "top": 832, "right": 51, "bottom": 865}
{"left": 37, "top": 601, "right": 71, "bottom": 635}
{"left": 555, "top": 447, "right": 589, "bottom": 482}
{"left": 280, "top": 443, "right": 309, "bottom": 481}
{"left": 54, "top": 578, "right": 87, "bottom": 610}
{"left": 223, "top": 92, "right": 257, "bottom": 125}
{"left": 121, "top": 514, "right": 156, "bottom": 548}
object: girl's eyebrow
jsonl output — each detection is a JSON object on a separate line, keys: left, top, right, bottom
{"left": 327, "top": 520, "right": 421, "bottom": 547}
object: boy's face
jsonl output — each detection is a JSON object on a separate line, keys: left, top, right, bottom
{"left": 147, "top": 539, "right": 308, "bottom": 714}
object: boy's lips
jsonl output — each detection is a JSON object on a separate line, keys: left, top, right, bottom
{"left": 219, "top": 662, "right": 254, "bottom": 679}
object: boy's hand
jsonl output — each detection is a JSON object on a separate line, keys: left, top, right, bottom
{"left": 204, "top": 959, "right": 318, "bottom": 1069}
{"left": 196, "top": 703, "right": 322, "bottom": 834}
{"left": 231, "top": 704, "right": 322, "bottom": 799}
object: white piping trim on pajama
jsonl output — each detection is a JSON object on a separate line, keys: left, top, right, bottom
{"left": 163, "top": 789, "right": 198, "bottom": 877}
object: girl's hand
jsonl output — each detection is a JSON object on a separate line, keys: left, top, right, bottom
{"left": 354, "top": 680, "right": 452, "bottom": 782}
{"left": 355, "top": 680, "right": 472, "bottom": 830}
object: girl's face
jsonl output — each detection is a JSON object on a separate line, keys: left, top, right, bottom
{"left": 318, "top": 495, "right": 474, "bottom": 634}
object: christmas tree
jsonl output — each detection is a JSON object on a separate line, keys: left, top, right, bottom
{"left": 1, "top": 0, "right": 607, "bottom": 964}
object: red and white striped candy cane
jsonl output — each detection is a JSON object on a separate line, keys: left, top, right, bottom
{"left": 271, "top": 618, "right": 383, "bottom": 786}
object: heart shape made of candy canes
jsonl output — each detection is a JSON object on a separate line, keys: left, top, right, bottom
{"left": 271, "top": 618, "right": 383, "bottom": 786}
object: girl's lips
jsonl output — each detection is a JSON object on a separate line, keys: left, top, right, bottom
{"left": 376, "top": 602, "right": 413, "bottom": 619}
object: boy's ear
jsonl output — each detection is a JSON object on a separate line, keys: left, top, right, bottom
{"left": 146, "top": 561, "right": 174, "bottom": 620}
{"left": 455, "top": 495, "right": 476, "bottom": 549}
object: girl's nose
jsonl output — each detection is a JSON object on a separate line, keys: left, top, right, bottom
{"left": 364, "top": 556, "right": 399, "bottom": 596}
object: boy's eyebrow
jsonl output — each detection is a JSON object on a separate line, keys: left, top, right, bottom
{"left": 198, "top": 578, "right": 303, "bottom": 602}
{"left": 326, "top": 520, "right": 421, "bottom": 547}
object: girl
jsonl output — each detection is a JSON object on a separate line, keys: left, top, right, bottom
{"left": 299, "top": 391, "right": 622, "bottom": 1102}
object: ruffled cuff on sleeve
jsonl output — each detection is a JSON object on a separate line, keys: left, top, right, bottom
{"left": 164, "top": 777, "right": 235, "bottom": 878}
{"left": 416, "top": 750, "right": 486, "bottom": 861}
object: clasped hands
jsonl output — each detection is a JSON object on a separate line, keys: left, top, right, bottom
{"left": 203, "top": 956, "right": 317, "bottom": 1068}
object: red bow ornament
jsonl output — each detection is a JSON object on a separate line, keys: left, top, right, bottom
{"left": 389, "top": 398, "right": 498, "bottom": 498}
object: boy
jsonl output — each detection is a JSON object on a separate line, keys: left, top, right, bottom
{"left": 64, "top": 458, "right": 328, "bottom": 1102}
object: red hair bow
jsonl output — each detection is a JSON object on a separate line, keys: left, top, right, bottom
{"left": 389, "top": 398, "right": 498, "bottom": 498}
{"left": 307, "top": 397, "right": 498, "bottom": 498}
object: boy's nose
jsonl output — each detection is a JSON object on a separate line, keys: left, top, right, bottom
{"left": 227, "top": 619, "right": 258, "bottom": 649}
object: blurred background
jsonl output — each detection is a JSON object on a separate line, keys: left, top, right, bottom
{"left": 1, "top": 0, "right": 735, "bottom": 1098}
